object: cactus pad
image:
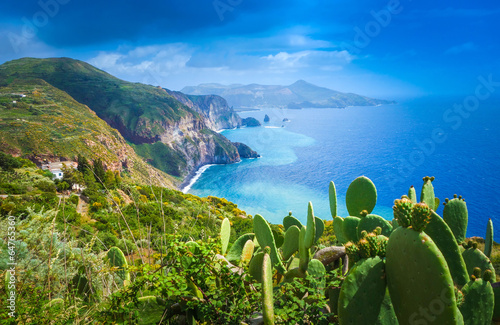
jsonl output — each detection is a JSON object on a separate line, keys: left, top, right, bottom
{"left": 343, "top": 216, "right": 361, "bottom": 243}
{"left": 485, "top": 219, "right": 494, "bottom": 258}
{"left": 283, "top": 213, "right": 303, "bottom": 231}
{"left": 420, "top": 176, "right": 436, "bottom": 210}
{"left": 304, "top": 202, "right": 316, "bottom": 249}
{"left": 262, "top": 248, "right": 275, "bottom": 325}
{"left": 253, "top": 214, "right": 286, "bottom": 273}
{"left": 346, "top": 176, "right": 377, "bottom": 217}
{"left": 226, "top": 233, "right": 255, "bottom": 263}
{"left": 107, "top": 246, "right": 130, "bottom": 282}
{"left": 462, "top": 245, "right": 496, "bottom": 283}
{"left": 357, "top": 214, "right": 393, "bottom": 238}
{"left": 329, "top": 181, "right": 338, "bottom": 217}
{"left": 333, "top": 216, "right": 347, "bottom": 244}
{"left": 386, "top": 227, "right": 463, "bottom": 324}
{"left": 282, "top": 225, "right": 300, "bottom": 260}
{"left": 443, "top": 197, "right": 468, "bottom": 243}
{"left": 338, "top": 256, "right": 395, "bottom": 325}
{"left": 408, "top": 185, "right": 417, "bottom": 203}
{"left": 424, "top": 211, "right": 469, "bottom": 286}
{"left": 220, "top": 217, "right": 231, "bottom": 255}
{"left": 459, "top": 276, "right": 494, "bottom": 325}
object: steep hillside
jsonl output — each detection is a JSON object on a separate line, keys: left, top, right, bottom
{"left": 0, "top": 78, "right": 176, "bottom": 187}
{"left": 182, "top": 80, "right": 394, "bottom": 109}
{"left": 165, "top": 90, "right": 241, "bottom": 130}
{"left": 0, "top": 58, "right": 250, "bottom": 178}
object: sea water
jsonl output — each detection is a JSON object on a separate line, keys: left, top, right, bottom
{"left": 187, "top": 96, "right": 500, "bottom": 238}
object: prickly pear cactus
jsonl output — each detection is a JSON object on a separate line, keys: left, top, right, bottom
{"left": 408, "top": 185, "right": 417, "bottom": 203}
{"left": 299, "top": 226, "right": 310, "bottom": 273}
{"left": 342, "top": 216, "right": 361, "bottom": 243}
{"left": 333, "top": 216, "right": 347, "bottom": 244}
{"left": 221, "top": 217, "right": 231, "bottom": 255}
{"left": 329, "top": 181, "right": 338, "bottom": 217}
{"left": 443, "top": 195, "right": 468, "bottom": 243}
{"left": 107, "top": 246, "right": 130, "bottom": 282}
{"left": 462, "top": 241, "right": 496, "bottom": 283}
{"left": 420, "top": 176, "right": 437, "bottom": 210}
{"left": 262, "top": 247, "right": 275, "bottom": 325}
{"left": 356, "top": 213, "right": 393, "bottom": 238}
{"left": 226, "top": 233, "right": 255, "bottom": 263}
{"left": 424, "top": 211, "right": 469, "bottom": 287}
{"left": 248, "top": 252, "right": 265, "bottom": 282}
{"left": 386, "top": 226, "right": 463, "bottom": 324}
{"left": 314, "top": 217, "right": 325, "bottom": 244}
{"left": 485, "top": 218, "right": 494, "bottom": 258}
{"left": 253, "top": 214, "right": 286, "bottom": 273}
{"left": 307, "top": 258, "right": 326, "bottom": 294}
{"left": 392, "top": 197, "right": 413, "bottom": 228}
{"left": 346, "top": 176, "right": 377, "bottom": 217}
{"left": 283, "top": 212, "right": 302, "bottom": 230}
{"left": 338, "top": 256, "right": 397, "bottom": 325}
{"left": 459, "top": 269, "right": 494, "bottom": 325}
{"left": 304, "top": 202, "right": 316, "bottom": 249}
{"left": 282, "top": 225, "right": 300, "bottom": 260}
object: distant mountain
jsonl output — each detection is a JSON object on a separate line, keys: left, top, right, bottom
{"left": 0, "top": 58, "right": 255, "bottom": 182}
{"left": 0, "top": 78, "right": 175, "bottom": 187}
{"left": 181, "top": 80, "right": 395, "bottom": 109}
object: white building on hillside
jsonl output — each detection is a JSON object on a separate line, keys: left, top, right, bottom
{"left": 41, "top": 161, "right": 78, "bottom": 180}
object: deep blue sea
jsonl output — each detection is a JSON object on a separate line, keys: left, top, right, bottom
{"left": 187, "top": 96, "right": 500, "bottom": 238}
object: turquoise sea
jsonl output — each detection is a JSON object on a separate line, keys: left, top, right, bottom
{"left": 187, "top": 96, "right": 500, "bottom": 238}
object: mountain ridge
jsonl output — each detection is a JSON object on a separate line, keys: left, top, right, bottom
{"left": 0, "top": 57, "right": 255, "bottom": 182}
{"left": 181, "top": 80, "right": 394, "bottom": 109}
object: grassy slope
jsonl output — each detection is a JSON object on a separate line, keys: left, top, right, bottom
{"left": 0, "top": 78, "right": 177, "bottom": 187}
{"left": 0, "top": 57, "right": 199, "bottom": 142}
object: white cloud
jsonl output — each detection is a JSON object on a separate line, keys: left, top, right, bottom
{"left": 263, "top": 50, "right": 353, "bottom": 70}
{"left": 444, "top": 42, "right": 476, "bottom": 55}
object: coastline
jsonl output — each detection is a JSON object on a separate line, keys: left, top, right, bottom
{"left": 180, "top": 164, "right": 216, "bottom": 194}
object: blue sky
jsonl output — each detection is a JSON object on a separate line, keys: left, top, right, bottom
{"left": 0, "top": 0, "right": 499, "bottom": 98}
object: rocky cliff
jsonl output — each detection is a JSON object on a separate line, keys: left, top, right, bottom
{"left": 165, "top": 90, "right": 241, "bottom": 130}
{"left": 0, "top": 58, "right": 256, "bottom": 185}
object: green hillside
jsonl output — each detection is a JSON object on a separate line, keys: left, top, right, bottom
{"left": 0, "top": 78, "right": 176, "bottom": 187}
{"left": 0, "top": 57, "right": 195, "bottom": 142}
{"left": 0, "top": 58, "right": 249, "bottom": 179}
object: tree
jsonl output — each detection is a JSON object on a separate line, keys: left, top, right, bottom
{"left": 114, "top": 171, "right": 122, "bottom": 187}
{"left": 92, "top": 158, "right": 106, "bottom": 184}
{"left": 0, "top": 152, "right": 22, "bottom": 171}
{"left": 77, "top": 154, "right": 90, "bottom": 173}
{"left": 104, "top": 170, "right": 115, "bottom": 189}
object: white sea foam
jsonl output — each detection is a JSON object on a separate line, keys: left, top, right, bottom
{"left": 181, "top": 164, "right": 215, "bottom": 193}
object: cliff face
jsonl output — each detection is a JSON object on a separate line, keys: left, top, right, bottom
{"left": 0, "top": 78, "right": 177, "bottom": 187}
{"left": 165, "top": 90, "right": 241, "bottom": 130}
{"left": 0, "top": 58, "right": 256, "bottom": 185}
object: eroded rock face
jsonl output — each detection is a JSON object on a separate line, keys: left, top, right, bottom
{"left": 165, "top": 90, "right": 241, "bottom": 130}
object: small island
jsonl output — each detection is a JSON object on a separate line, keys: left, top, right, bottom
{"left": 241, "top": 117, "right": 261, "bottom": 127}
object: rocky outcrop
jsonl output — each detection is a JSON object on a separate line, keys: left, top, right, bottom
{"left": 233, "top": 142, "right": 260, "bottom": 159}
{"left": 242, "top": 117, "right": 261, "bottom": 127}
{"left": 165, "top": 90, "right": 241, "bottom": 130}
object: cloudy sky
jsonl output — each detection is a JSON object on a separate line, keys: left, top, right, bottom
{"left": 0, "top": 0, "right": 498, "bottom": 98}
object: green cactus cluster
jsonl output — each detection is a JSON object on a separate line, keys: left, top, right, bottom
{"left": 211, "top": 175, "right": 498, "bottom": 324}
